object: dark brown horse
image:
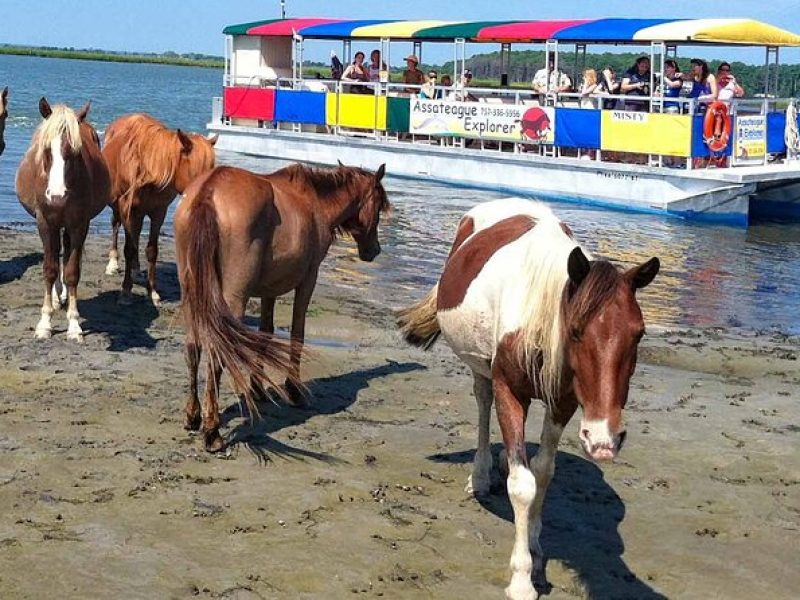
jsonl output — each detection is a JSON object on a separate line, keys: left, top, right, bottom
{"left": 15, "top": 98, "right": 111, "bottom": 341}
{"left": 397, "top": 198, "right": 659, "bottom": 600}
{"left": 0, "top": 87, "right": 8, "bottom": 156}
{"left": 175, "top": 162, "right": 389, "bottom": 451}
{"left": 102, "top": 113, "right": 216, "bottom": 304}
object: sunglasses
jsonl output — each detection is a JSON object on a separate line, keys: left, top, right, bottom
{"left": 719, "top": 67, "right": 731, "bottom": 72}
{"left": 428, "top": 74, "right": 437, "bottom": 78}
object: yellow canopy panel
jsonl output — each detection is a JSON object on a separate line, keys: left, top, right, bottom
{"left": 351, "top": 20, "right": 453, "bottom": 39}
{"left": 635, "top": 18, "right": 800, "bottom": 46}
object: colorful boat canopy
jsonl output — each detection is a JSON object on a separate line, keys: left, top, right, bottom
{"left": 224, "top": 17, "right": 800, "bottom": 46}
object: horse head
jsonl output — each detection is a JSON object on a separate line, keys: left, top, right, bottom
{"left": 35, "top": 97, "right": 94, "bottom": 207}
{"left": 561, "top": 247, "right": 660, "bottom": 462}
{"left": 340, "top": 163, "right": 389, "bottom": 262}
{"left": 0, "top": 86, "right": 8, "bottom": 156}
{"left": 173, "top": 130, "right": 217, "bottom": 192}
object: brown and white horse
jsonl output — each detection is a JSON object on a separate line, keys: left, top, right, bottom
{"left": 175, "top": 162, "right": 390, "bottom": 451}
{"left": 102, "top": 113, "right": 216, "bottom": 304}
{"left": 398, "top": 198, "right": 659, "bottom": 600}
{"left": 16, "top": 98, "right": 111, "bottom": 341}
{"left": 0, "top": 87, "right": 8, "bottom": 156}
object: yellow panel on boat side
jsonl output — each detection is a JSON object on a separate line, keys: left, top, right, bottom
{"left": 601, "top": 111, "right": 692, "bottom": 157}
{"left": 326, "top": 93, "right": 388, "bottom": 130}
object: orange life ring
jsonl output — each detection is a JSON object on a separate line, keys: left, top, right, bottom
{"left": 703, "top": 101, "right": 731, "bottom": 153}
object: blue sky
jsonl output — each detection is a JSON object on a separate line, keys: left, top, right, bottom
{"left": 3, "top": 0, "right": 800, "bottom": 65}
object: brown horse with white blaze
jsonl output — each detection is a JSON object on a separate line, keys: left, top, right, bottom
{"left": 102, "top": 113, "right": 216, "bottom": 303}
{"left": 175, "top": 162, "right": 390, "bottom": 452}
{"left": 397, "top": 198, "right": 659, "bottom": 600}
{"left": 16, "top": 98, "right": 111, "bottom": 341}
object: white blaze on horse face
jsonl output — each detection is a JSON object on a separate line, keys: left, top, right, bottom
{"left": 45, "top": 134, "right": 67, "bottom": 202}
{"left": 578, "top": 418, "right": 622, "bottom": 461}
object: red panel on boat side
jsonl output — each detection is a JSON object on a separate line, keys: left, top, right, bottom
{"left": 223, "top": 87, "right": 276, "bottom": 121}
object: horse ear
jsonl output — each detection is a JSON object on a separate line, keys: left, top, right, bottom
{"left": 375, "top": 163, "right": 386, "bottom": 182}
{"left": 39, "top": 97, "right": 52, "bottom": 119}
{"left": 1, "top": 87, "right": 7, "bottom": 104}
{"left": 206, "top": 133, "right": 219, "bottom": 146}
{"left": 627, "top": 257, "right": 660, "bottom": 290}
{"left": 567, "top": 246, "right": 591, "bottom": 287}
{"left": 177, "top": 129, "right": 193, "bottom": 153}
{"left": 76, "top": 101, "right": 91, "bottom": 122}
{"left": 337, "top": 159, "right": 345, "bottom": 168}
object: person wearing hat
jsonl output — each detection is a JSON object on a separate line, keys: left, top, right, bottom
{"left": 403, "top": 55, "right": 425, "bottom": 91}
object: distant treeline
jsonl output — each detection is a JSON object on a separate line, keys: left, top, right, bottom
{"left": 0, "top": 45, "right": 224, "bottom": 68}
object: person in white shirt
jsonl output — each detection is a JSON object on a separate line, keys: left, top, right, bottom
{"left": 716, "top": 62, "right": 745, "bottom": 103}
{"left": 532, "top": 57, "right": 572, "bottom": 97}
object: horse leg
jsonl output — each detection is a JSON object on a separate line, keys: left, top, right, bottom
{"left": 35, "top": 220, "right": 60, "bottom": 339}
{"left": 105, "top": 202, "right": 121, "bottom": 275}
{"left": 529, "top": 398, "right": 577, "bottom": 588}
{"left": 184, "top": 328, "right": 202, "bottom": 431}
{"left": 51, "top": 231, "right": 67, "bottom": 311}
{"left": 63, "top": 225, "right": 88, "bottom": 342}
{"left": 201, "top": 360, "right": 225, "bottom": 452}
{"left": 145, "top": 206, "right": 167, "bottom": 305}
{"left": 494, "top": 372, "right": 536, "bottom": 600}
{"left": 250, "top": 295, "right": 276, "bottom": 402}
{"left": 465, "top": 372, "right": 494, "bottom": 497}
{"left": 119, "top": 207, "right": 144, "bottom": 304}
{"left": 284, "top": 273, "right": 317, "bottom": 407}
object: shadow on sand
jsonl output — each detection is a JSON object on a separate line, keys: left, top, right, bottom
{"left": 429, "top": 443, "right": 666, "bottom": 599}
{"left": 221, "top": 360, "right": 427, "bottom": 464}
{"left": 0, "top": 251, "right": 41, "bottom": 283}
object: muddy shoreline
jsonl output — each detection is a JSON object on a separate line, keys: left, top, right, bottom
{"left": 0, "top": 229, "right": 797, "bottom": 599}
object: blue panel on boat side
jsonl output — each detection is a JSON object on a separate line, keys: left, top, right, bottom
{"left": 766, "top": 112, "right": 787, "bottom": 154}
{"left": 691, "top": 115, "right": 733, "bottom": 158}
{"left": 275, "top": 90, "right": 327, "bottom": 125}
{"left": 555, "top": 108, "right": 601, "bottom": 149}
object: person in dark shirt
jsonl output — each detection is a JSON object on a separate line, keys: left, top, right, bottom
{"left": 621, "top": 56, "right": 652, "bottom": 111}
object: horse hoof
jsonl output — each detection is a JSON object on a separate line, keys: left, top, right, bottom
{"left": 105, "top": 261, "right": 119, "bottom": 276}
{"left": 505, "top": 581, "right": 538, "bottom": 600}
{"left": 67, "top": 331, "right": 84, "bottom": 343}
{"left": 203, "top": 431, "right": 226, "bottom": 453}
{"left": 284, "top": 379, "right": 309, "bottom": 408}
{"left": 150, "top": 290, "right": 161, "bottom": 307}
{"left": 184, "top": 412, "right": 201, "bottom": 431}
{"left": 34, "top": 327, "right": 52, "bottom": 340}
{"left": 117, "top": 291, "right": 134, "bottom": 305}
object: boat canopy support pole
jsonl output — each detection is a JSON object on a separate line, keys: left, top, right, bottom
{"left": 501, "top": 43, "right": 511, "bottom": 87}
{"left": 454, "top": 38, "right": 466, "bottom": 82}
{"left": 380, "top": 37, "right": 391, "bottom": 85}
{"left": 414, "top": 41, "right": 423, "bottom": 65}
{"left": 344, "top": 40, "right": 352, "bottom": 65}
{"left": 224, "top": 35, "right": 232, "bottom": 87}
{"left": 651, "top": 41, "right": 666, "bottom": 167}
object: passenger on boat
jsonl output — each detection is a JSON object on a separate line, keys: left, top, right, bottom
{"left": 532, "top": 57, "right": 572, "bottom": 101}
{"left": 440, "top": 74, "right": 453, "bottom": 97}
{"left": 688, "top": 58, "right": 718, "bottom": 111}
{"left": 621, "top": 56, "right": 652, "bottom": 111}
{"left": 660, "top": 59, "right": 685, "bottom": 113}
{"left": 419, "top": 71, "right": 438, "bottom": 99}
{"left": 716, "top": 62, "right": 745, "bottom": 102}
{"left": 579, "top": 68, "right": 600, "bottom": 109}
{"left": 403, "top": 55, "right": 426, "bottom": 91}
{"left": 451, "top": 70, "right": 477, "bottom": 102}
{"left": 597, "top": 66, "right": 621, "bottom": 109}
{"left": 341, "top": 51, "right": 370, "bottom": 93}
{"left": 368, "top": 49, "right": 387, "bottom": 83}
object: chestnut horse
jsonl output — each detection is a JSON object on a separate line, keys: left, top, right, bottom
{"left": 0, "top": 86, "right": 8, "bottom": 156}
{"left": 16, "top": 98, "right": 111, "bottom": 341}
{"left": 398, "top": 198, "right": 659, "bottom": 600}
{"left": 102, "top": 113, "right": 216, "bottom": 304}
{"left": 175, "top": 162, "right": 389, "bottom": 452}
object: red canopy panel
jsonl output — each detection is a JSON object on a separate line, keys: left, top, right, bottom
{"left": 248, "top": 18, "right": 342, "bottom": 36}
{"left": 477, "top": 20, "right": 592, "bottom": 42}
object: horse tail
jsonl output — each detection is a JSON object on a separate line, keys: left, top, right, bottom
{"left": 178, "top": 187, "right": 299, "bottom": 416}
{"left": 396, "top": 284, "right": 441, "bottom": 350}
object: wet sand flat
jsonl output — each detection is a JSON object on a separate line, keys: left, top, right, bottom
{"left": 0, "top": 229, "right": 798, "bottom": 599}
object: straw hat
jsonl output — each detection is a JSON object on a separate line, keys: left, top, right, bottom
{"left": 405, "top": 54, "right": 419, "bottom": 65}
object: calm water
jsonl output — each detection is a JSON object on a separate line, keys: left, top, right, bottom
{"left": 1, "top": 54, "right": 800, "bottom": 333}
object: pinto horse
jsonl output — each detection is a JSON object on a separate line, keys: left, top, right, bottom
{"left": 0, "top": 87, "right": 8, "bottom": 156}
{"left": 398, "top": 198, "right": 659, "bottom": 600}
{"left": 16, "top": 98, "right": 111, "bottom": 341}
{"left": 175, "top": 162, "right": 390, "bottom": 451}
{"left": 102, "top": 113, "right": 216, "bottom": 304}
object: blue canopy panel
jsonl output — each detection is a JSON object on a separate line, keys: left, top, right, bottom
{"left": 553, "top": 18, "right": 683, "bottom": 42}
{"left": 299, "top": 20, "right": 398, "bottom": 38}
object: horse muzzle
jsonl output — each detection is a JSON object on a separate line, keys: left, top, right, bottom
{"left": 358, "top": 243, "right": 381, "bottom": 262}
{"left": 579, "top": 420, "right": 626, "bottom": 462}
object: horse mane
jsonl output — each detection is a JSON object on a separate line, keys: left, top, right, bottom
{"left": 106, "top": 113, "right": 191, "bottom": 191}
{"left": 275, "top": 163, "right": 390, "bottom": 209}
{"left": 33, "top": 105, "right": 82, "bottom": 163}
{"left": 513, "top": 206, "right": 594, "bottom": 404}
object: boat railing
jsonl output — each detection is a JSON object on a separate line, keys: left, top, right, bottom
{"left": 217, "top": 76, "right": 793, "bottom": 170}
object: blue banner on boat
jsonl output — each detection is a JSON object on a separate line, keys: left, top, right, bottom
{"left": 554, "top": 108, "right": 600, "bottom": 149}
{"left": 766, "top": 112, "right": 786, "bottom": 154}
{"left": 275, "top": 90, "right": 327, "bottom": 125}
{"left": 691, "top": 115, "right": 733, "bottom": 158}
